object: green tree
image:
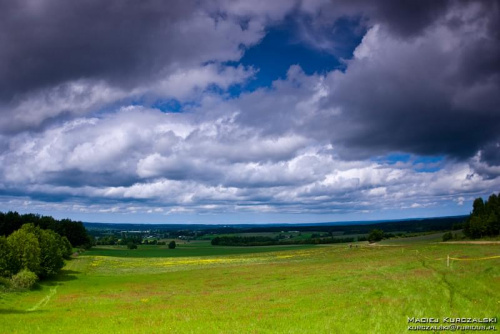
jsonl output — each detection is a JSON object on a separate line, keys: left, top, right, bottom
{"left": 21, "top": 224, "right": 64, "bottom": 277}
{"left": 0, "top": 211, "right": 23, "bottom": 236}
{"left": 367, "top": 229, "right": 384, "bottom": 243}
{"left": 467, "top": 215, "right": 487, "bottom": 238}
{"left": 127, "top": 242, "right": 137, "bottom": 250}
{"left": 60, "top": 236, "right": 73, "bottom": 259}
{"left": 19, "top": 223, "right": 66, "bottom": 277}
{"left": 58, "top": 219, "right": 91, "bottom": 248}
{"left": 0, "top": 236, "right": 12, "bottom": 277}
{"left": 464, "top": 193, "right": 500, "bottom": 239}
{"left": 38, "top": 229, "right": 65, "bottom": 277}
{"left": 7, "top": 227, "right": 41, "bottom": 275}
{"left": 472, "top": 197, "right": 485, "bottom": 216}
{"left": 168, "top": 241, "right": 176, "bottom": 249}
{"left": 486, "top": 212, "right": 499, "bottom": 236}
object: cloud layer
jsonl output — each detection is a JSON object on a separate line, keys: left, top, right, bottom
{"left": 0, "top": 0, "right": 499, "bottom": 222}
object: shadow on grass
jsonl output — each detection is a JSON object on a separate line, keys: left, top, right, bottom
{"left": 54, "top": 269, "right": 79, "bottom": 282}
{"left": 32, "top": 269, "right": 79, "bottom": 289}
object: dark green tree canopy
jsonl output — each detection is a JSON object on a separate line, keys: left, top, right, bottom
{"left": 0, "top": 211, "right": 91, "bottom": 248}
{"left": 1, "top": 223, "right": 71, "bottom": 280}
{"left": 367, "top": 229, "right": 384, "bottom": 243}
{"left": 464, "top": 192, "right": 500, "bottom": 239}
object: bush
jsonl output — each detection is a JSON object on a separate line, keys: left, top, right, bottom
{"left": 168, "top": 241, "right": 176, "bottom": 249}
{"left": 11, "top": 269, "right": 38, "bottom": 290}
{"left": 0, "top": 276, "right": 12, "bottom": 291}
{"left": 442, "top": 232, "right": 453, "bottom": 241}
{"left": 127, "top": 242, "right": 137, "bottom": 250}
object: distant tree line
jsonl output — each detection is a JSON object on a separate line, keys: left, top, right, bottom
{"left": 210, "top": 230, "right": 411, "bottom": 246}
{"left": 205, "top": 216, "right": 466, "bottom": 235}
{"left": 463, "top": 193, "right": 500, "bottom": 238}
{"left": 0, "top": 211, "right": 92, "bottom": 248}
{"left": 95, "top": 235, "right": 167, "bottom": 246}
{"left": 84, "top": 216, "right": 466, "bottom": 237}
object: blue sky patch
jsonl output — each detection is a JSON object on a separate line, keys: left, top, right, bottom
{"left": 237, "top": 18, "right": 363, "bottom": 90}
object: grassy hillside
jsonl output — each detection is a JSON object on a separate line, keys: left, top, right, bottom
{"left": 1, "top": 241, "right": 499, "bottom": 333}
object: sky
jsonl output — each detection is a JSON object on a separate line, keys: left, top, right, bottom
{"left": 0, "top": 0, "right": 499, "bottom": 224}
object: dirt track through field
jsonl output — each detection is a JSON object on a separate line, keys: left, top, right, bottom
{"left": 27, "top": 286, "right": 58, "bottom": 312}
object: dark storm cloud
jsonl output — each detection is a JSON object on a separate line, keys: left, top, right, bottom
{"left": 480, "top": 142, "right": 500, "bottom": 167}
{"left": 296, "top": 0, "right": 453, "bottom": 54}
{"left": 360, "top": 0, "right": 452, "bottom": 37}
{"left": 0, "top": 0, "right": 268, "bottom": 133}
{"left": 280, "top": 1, "right": 500, "bottom": 166}
{"left": 0, "top": 0, "right": 192, "bottom": 99}
{"left": 0, "top": 0, "right": 456, "bottom": 101}
{"left": 0, "top": 0, "right": 268, "bottom": 106}
{"left": 334, "top": 1, "right": 500, "bottom": 163}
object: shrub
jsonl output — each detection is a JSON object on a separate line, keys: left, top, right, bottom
{"left": 127, "top": 242, "right": 137, "bottom": 250}
{"left": 442, "top": 232, "right": 453, "bottom": 241}
{"left": 0, "top": 276, "right": 12, "bottom": 291}
{"left": 11, "top": 269, "right": 38, "bottom": 290}
{"left": 168, "top": 241, "right": 176, "bottom": 249}
{"left": 367, "top": 229, "right": 384, "bottom": 243}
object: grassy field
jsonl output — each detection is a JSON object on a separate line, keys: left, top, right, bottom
{"left": 86, "top": 243, "right": 315, "bottom": 258}
{"left": 1, "top": 240, "right": 499, "bottom": 333}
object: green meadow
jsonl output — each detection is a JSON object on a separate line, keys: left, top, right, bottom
{"left": 1, "top": 240, "right": 499, "bottom": 333}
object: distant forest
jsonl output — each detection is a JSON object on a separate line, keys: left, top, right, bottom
{"left": 211, "top": 235, "right": 361, "bottom": 247}
{"left": 0, "top": 211, "right": 92, "bottom": 247}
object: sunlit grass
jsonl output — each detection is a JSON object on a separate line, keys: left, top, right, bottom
{"left": 86, "top": 243, "right": 315, "bottom": 258}
{"left": 1, "top": 242, "right": 499, "bottom": 333}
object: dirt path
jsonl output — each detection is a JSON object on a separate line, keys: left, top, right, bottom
{"left": 27, "top": 286, "right": 58, "bottom": 312}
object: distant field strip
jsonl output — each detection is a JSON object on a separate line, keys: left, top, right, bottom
{"left": 86, "top": 248, "right": 329, "bottom": 275}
